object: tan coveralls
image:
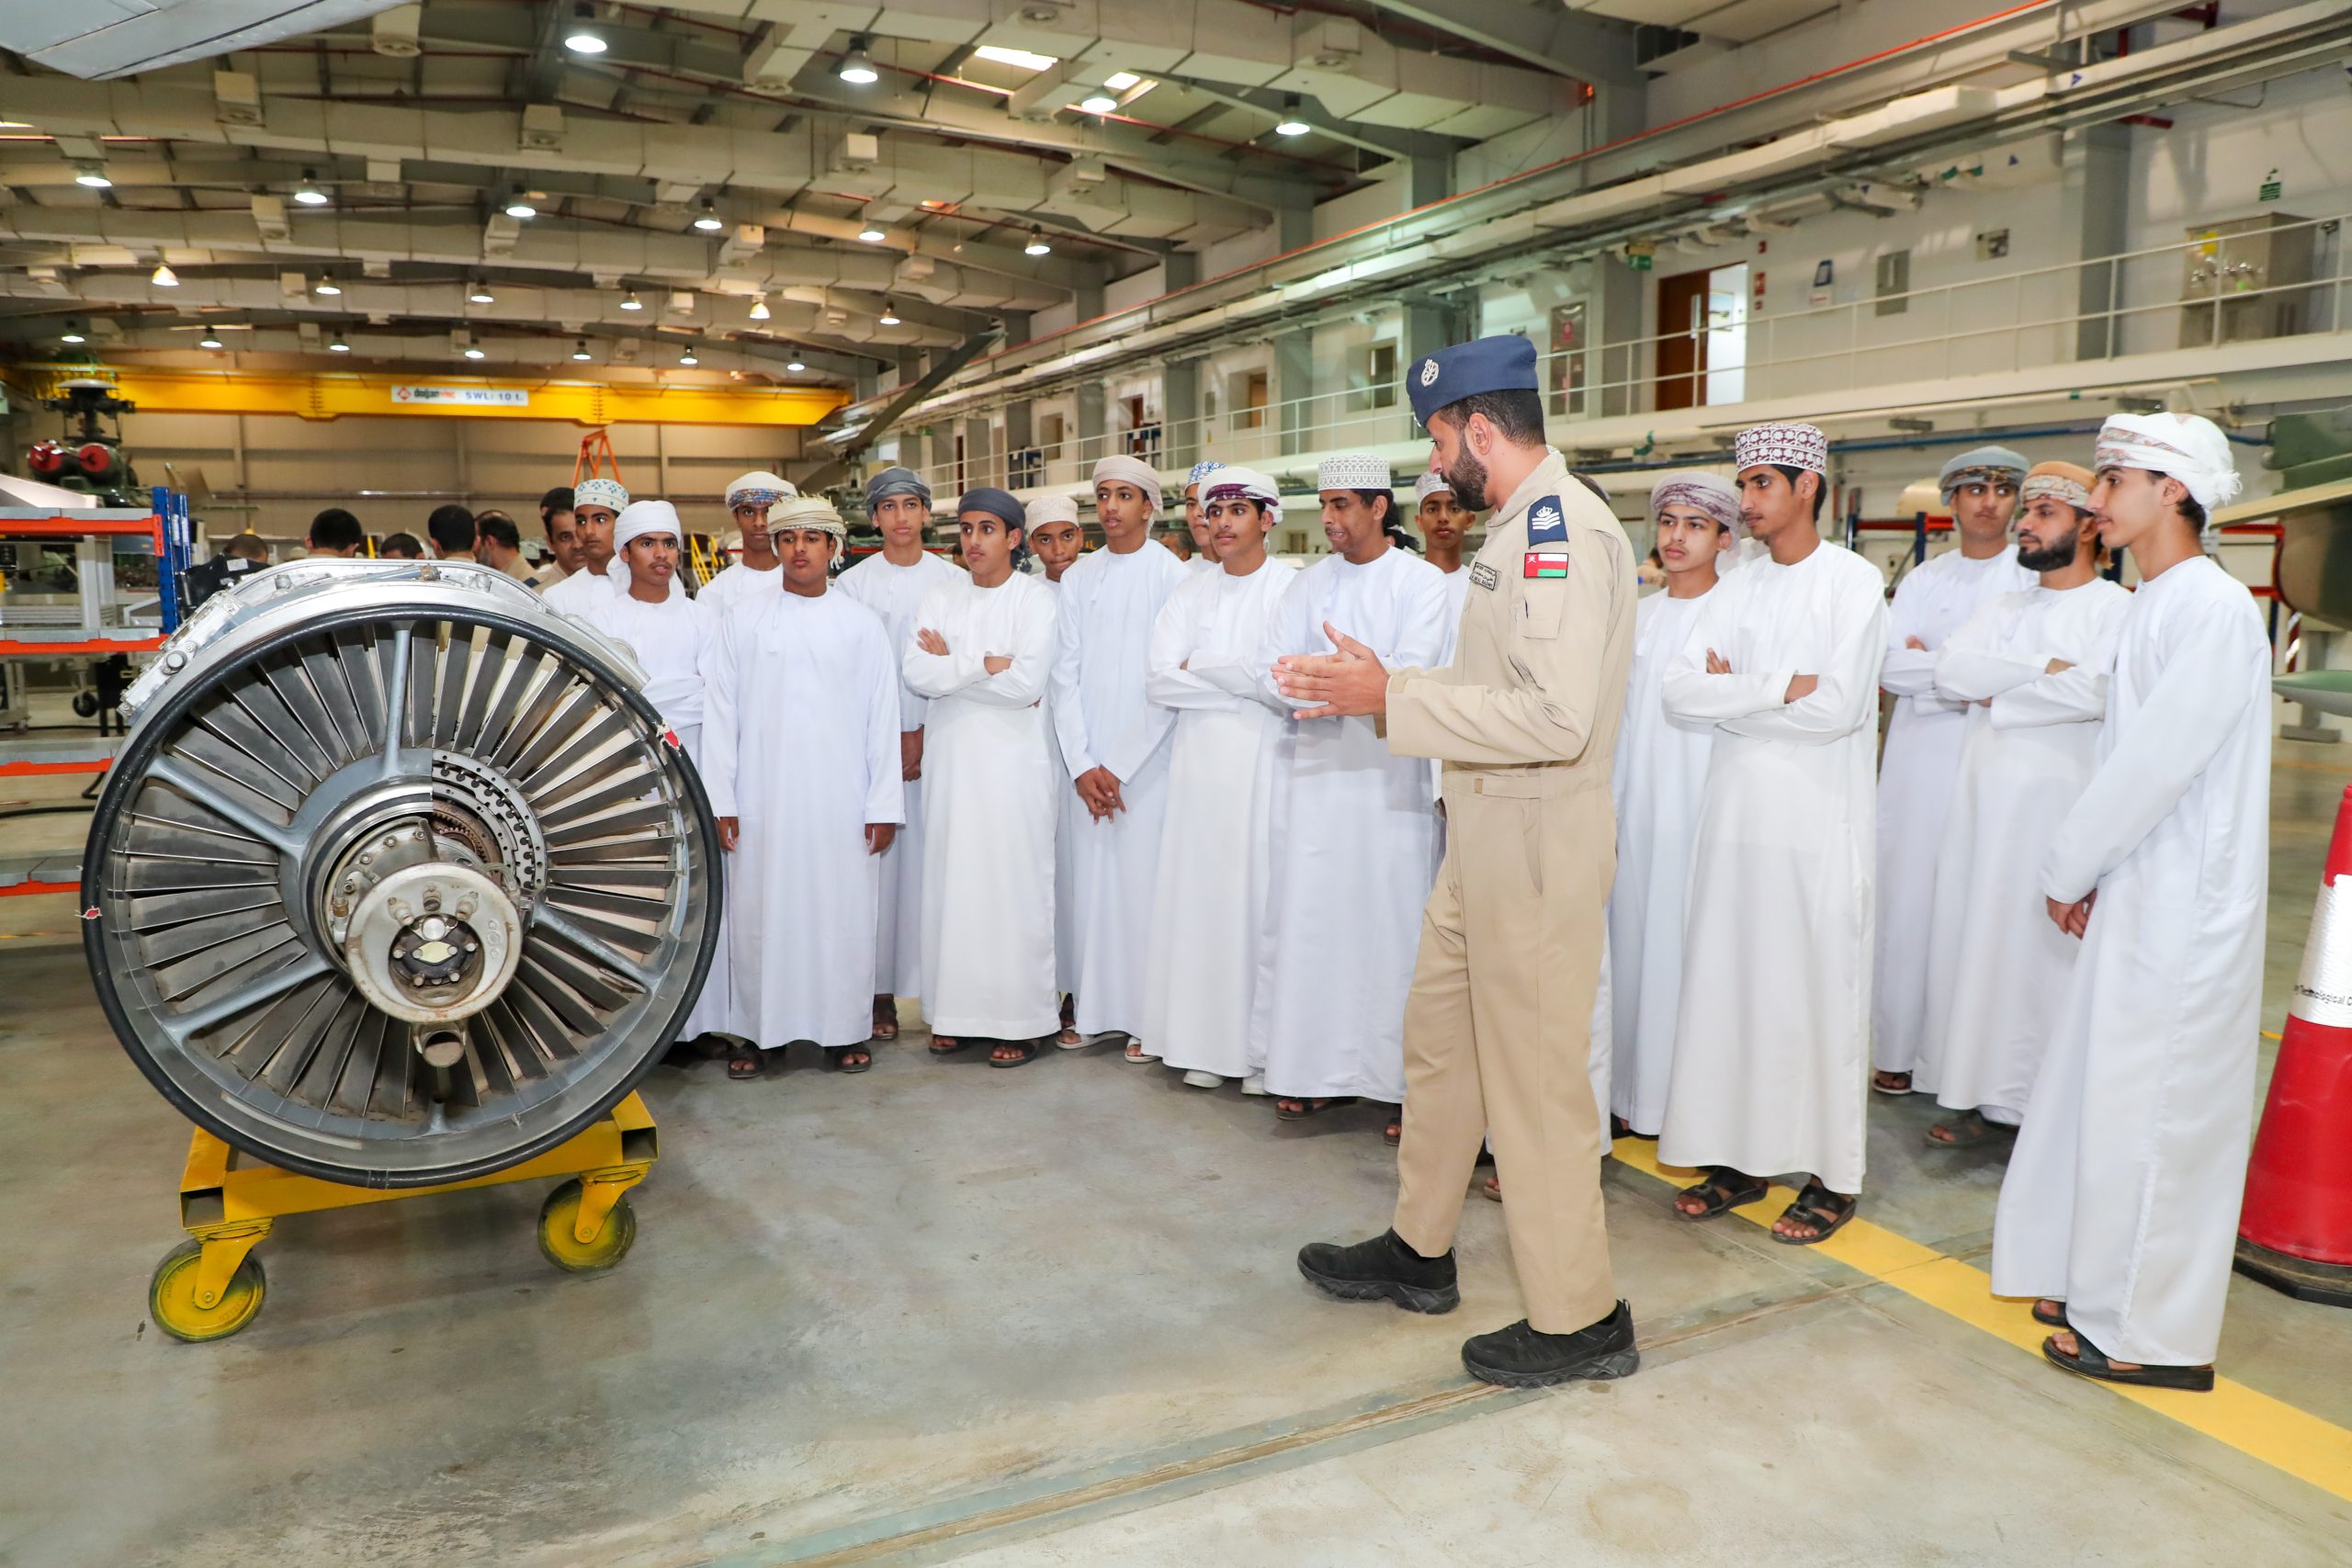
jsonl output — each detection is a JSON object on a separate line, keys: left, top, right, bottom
{"left": 1383, "top": 448, "right": 1637, "bottom": 1334}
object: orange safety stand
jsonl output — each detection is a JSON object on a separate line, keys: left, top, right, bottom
{"left": 147, "top": 1093, "right": 658, "bottom": 1341}
{"left": 572, "top": 427, "right": 625, "bottom": 490}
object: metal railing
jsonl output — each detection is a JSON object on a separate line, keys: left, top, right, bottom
{"left": 936, "top": 211, "right": 2348, "bottom": 494}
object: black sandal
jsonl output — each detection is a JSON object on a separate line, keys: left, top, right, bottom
{"left": 1275, "top": 1096, "right": 1357, "bottom": 1121}
{"left": 2042, "top": 1333, "right": 2214, "bottom": 1393}
{"left": 989, "top": 1039, "right": 1039, "bottom": 1069}
{"left": 1674, "top": 1167, "right": 1769, "bottom": 1221}
{"left": 825, "top": 1044, "right": 873, "bottom": 1074}
{"left": 2032, "top": 1300, "right": 2070, "bottom": 1329}
{"left": 1771, "top": 1181, "right": 1857, "bottom": 1246}
{"left": 727, "top": 1045, "right": 765, "bottom": 1080}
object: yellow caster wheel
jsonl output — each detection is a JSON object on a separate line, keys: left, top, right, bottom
{"left": 149, "top": 1240, "right": 266, "bottom": 1342}
{"left": 537, "top": 1179, "right": 638, "bottom": 1272}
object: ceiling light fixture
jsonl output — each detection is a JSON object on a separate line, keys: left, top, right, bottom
{"left": 678, "top": 349, "right": 698, "bottom": 366}
{"left": 974, "top": 43, "right": 1056, "bottom": 71}
{"left": 198, "top": 330, "right": 225, "bottom": 349}
{"left": 748, "top": 295, "right": 771, "bottom": 321}
{"left": 329, "top": 333, "right": 351, "bottom": 353}
{"left": 572, "top": 339, "right": 593, "bottom": 361}
{"left": 74, "top": 164, "right": 111, "bottom": 188}
{"left": 837, "top": 35, "right": 879, "bottom": 85}
{"left": 1079, "top": 91, "right": 1117, "bottom": 114}
{"left": 562, "top": 3, "right": 606, "bottom": 53}
{"left": 1023, "top": 227, "right": 1052, "bottom": 256}
{"left": 786, "top": 357, "right": 806, "bottom": 372}
{"left": 151, "top": 262, "right": 178, "bottom": 288}
{"left": 619, "top": 289, "right": 643, "bottom": 311}
{"left": 693, "top": 198, "right": 724, "bottom": 232}
{"left": 463, "top": 345, "right": 487, "bottom": 359}
{"left": 878, "top": 299, "right": 901, "bottom": 325}
{"left": 504, "top": 192, "right": 537, "bottom": 220}
{"left": 293, "top": 168, "right": 329, "bottom": 206}
{"left": 60, "top": 321, "right": 85, "bottom": 344}
{"left": 313, "top": 272, "right": 342, "bottom": 296}
{"left": 1103, "top": 71, "right": 1142, "bottom": 90}
{"left": 1274, "top": 95, "right": 1309, "bottom": 137}
{"left": 469, "top": 279, "right": 496, "bottom": 303}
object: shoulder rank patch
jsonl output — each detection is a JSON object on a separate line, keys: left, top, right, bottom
{"left": 1469, "top": 560, "right": 1499, "bottom": 591}
{"left": 1525, "top": 495, "right": 1569, "bottom": 547}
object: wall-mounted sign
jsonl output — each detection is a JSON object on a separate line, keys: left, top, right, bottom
{"left": 2259, "top": 167, "right": 2283, "bottom": 202}
{"left": 390, "top": 385, "right": 530, "bottom": 407}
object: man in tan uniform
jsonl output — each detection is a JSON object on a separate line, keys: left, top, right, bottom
{"left": 1276, "top": 333, "right": 1639, "bottom": 1387}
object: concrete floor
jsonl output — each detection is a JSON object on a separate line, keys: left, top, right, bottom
{"left": 3, "top": 730, "right": 2351, "bottom": 1567}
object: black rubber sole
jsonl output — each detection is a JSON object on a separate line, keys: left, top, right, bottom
{"left": 2042, "top": 1337, "right": 2214, "bottom": 1392}
{"left": 1296, "top": 1256, "right": 1460, "bottom": 1314}
{"left": 1463, "top": 1347, "right": 1642, "bottom": 1388}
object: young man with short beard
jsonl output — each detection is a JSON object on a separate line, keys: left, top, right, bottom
{"left": 1871, "top": 446, "right": 2036, "bottom": 1096}
{"left": 1659, "top": 423, "right": 1886, "bottom": 1246}
{"left": 1994, "top": 414, "right": 2268, "bottom": 1393}
{"left": 1253, "top": 455, "right": 1447, "bottom": 1141}
{"left": 1914, "top": 461, "right": 2128, "bottom": 1149}
{"left": 701, "top": 496, "right": 903, "bottom": 1079}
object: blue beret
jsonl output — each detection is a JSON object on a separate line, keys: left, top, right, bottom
{"left": 1407, "top": 334, "right": 1539, "bottom": 428}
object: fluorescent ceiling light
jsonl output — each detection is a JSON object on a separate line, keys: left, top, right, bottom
{"left": 74, "top": 164, "right": 111, "bottom": 188}
{"left": 619, "top": 290, "right": 643, "bottom": 310}
{"left": 313, "top": 274, "right": 342, "bottom": 296}
{"left": 748, "top": 296, "right": 771, "bottom": 321}
{"left": 294, "top": 168, "right": 329, "bottom": 205}
{"left": 1023, "top": 228, "right": 1052, "bottom": 256}
{"left": 786, "top": 358, "right": 806, "bottom": 372}
{"left": 678, "top": 349, "right": 698, "bottom": 366}
{"left": 1274, "top": 94, "right": 1308, "bottom": 136}
{"left": 975, "top": 44, "right": 1057, "bottom": 71}
{"left": 572, "top": 340, "right": 593, "bottom": 361}
{"left": 469, "top": 280, "right": 496, "bottom": 303}
{"left": 504, "top": 194, "right": 537, "bottom": 219}
{"left": 463, "top": 345, "right": 486, "bottom": 359}
{"left": 694, "top": 199, "right": 724, "bottom": 231}
{"left": 1103, "top": 71, "right": 1141, "bottom": 90}
{"left": 329, "top": 334, "right": 351, "bottom": 352}
{"left": 857, "top": 223, "right": 888, "bottom": 243}
{"left": 199, "top": 331, "right": 225, "bottom": 349}
{"left": 878, "top": 300, "right": 901, "bottom": 325}
{"left": 61, "top": 322, "right": 85, "bottom": 344}
{"left": 151, "top": 263, "right": 178, "bottom": 287}
{"left": 1078, "top": 92, "right": 1117, "bottom": 114}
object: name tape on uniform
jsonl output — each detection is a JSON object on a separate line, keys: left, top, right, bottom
{"left": 1470, "top": 560, "right": 1500, "bottom": 592}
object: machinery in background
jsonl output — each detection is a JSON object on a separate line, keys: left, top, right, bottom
{"left": 23, "top": 379, "right": 143, "bottom": 506}
{"left": 82, "top": 558, "right": 721, "bottom": 1337}
{"left": 2219, "top": 404, "right": 2352, "bottom": 724}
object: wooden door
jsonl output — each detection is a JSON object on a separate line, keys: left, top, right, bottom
{"left": 1655, "top": 269, "right": 1711, "bottom": 412}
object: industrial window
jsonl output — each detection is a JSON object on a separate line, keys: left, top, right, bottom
{"left": 1231, "top": 370, "right": 1270, "bottom": 431}
{"left": 1875, "top": 250, "right": 1911, "bottom": 316}
{"left": 1350, "top": 342, "right": 1398, "bottom": 411}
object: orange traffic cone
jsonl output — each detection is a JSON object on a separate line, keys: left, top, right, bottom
{"left": 2236, "top": 783, "right": 2352, "bottom": 1306}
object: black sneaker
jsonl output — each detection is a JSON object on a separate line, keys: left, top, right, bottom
{"left": 1296, "top": 1229, "right": 1460, "bottom": 1314}
{"left": 1461, "top": 1302, "right": 1640, "bottom": 1387}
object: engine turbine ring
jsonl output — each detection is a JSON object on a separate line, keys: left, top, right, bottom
{"left": 82, "top": 560, "right": 721, "bottom": 1187}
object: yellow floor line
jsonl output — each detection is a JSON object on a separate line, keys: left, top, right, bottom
{"left": 1608, "top": 1140, "right": 2352, "bottom": 1505}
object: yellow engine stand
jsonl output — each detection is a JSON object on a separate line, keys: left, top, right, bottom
{"left": 148, "top": 1093, "right": 658, "bottom": 1342}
